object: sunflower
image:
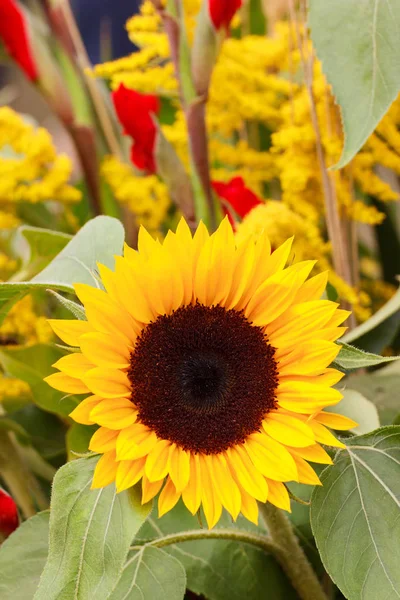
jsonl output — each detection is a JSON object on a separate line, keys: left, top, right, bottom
{"left": 45, "top": 218, "right": 355, "bottom": 528}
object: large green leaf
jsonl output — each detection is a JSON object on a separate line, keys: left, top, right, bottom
{"left": 0, "top": 344, "right": 79, "bottom": 417}
{"left": 140, "top": 503, "right": 296, "bottom": 600}
{"left": 15, "top": 225, "right": 72, "bottom": 281}
{"left": 309, "top": 0, "right": 400, "bottom": 167}
{"left": 0, "top": 511, "right": 50, "bottom": 600}
{"left": 334, "top": 342, "right": 399, "bottom": 371}
{"left": 347, "top": 361, "right": 400, "bottom": 425}
{"left": 110, "top": 547, "right": 186, "bottom": 600}
{"left": 0, "top": 216, "right": 124, "bottom": 324}
{"left": 311, "top": 427, "right": 400, "bottom": 600}
{"left": 34, "top": 456, "right": 151, "bottom": 600}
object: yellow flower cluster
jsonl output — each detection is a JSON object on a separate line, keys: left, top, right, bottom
{"left": 0, "top": 296, "right": 52, "bottom": 347}
{"left": 101, "top": 156, "right": 170, "bottom": 234}
{"left": 0, "top": 107, "right": 81, "bottom": 225}
{"left": 93, "top": 2, "right": 399, "bottom": 319}
{"left": 0, "top": 376, "right": 31, "bottom": 403}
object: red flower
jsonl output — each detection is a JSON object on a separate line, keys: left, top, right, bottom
{"left": 212, "top": 177, "right": 263, "bottom": 226}
{"left": 0, "top": 489, "right": 18, "bottom": 539}
{"left": 208, "top": 0, "right": 242, "bottom": 30}
{"left": 0, "top": 0, "right": 38, "bottom": 81}
{"left": 112, "top": 84, "right": 160, "bottom": 173}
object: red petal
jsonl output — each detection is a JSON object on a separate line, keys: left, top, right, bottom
{"left": 0, "top": 489, "right": 19, "bottom": 539}
{"left": 113, "top": 84, "right": 158, "bottom": 173}
{"left": 0, "top": 0, "right": 38, "bottom": 81}
{"left": 212, "top": 176, "right": 263, "bottom": 219}
{"left": 208, "top": 0, "right": 242, "bottom": 30}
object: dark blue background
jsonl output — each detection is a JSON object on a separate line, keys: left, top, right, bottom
{"left": 71, "top": 0, "right": 140, "bottom": 64}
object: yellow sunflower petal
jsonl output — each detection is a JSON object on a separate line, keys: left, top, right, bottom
{"left": 245, "top": 269, "right": 301, "bottom": 326}
{"left": 306, "top": 420, "right": 346, "bottom": 448}
{"left": 289, "top": 444, "right": 333, "bottom": 465}
{"left": 90, "top": 398, "right": 137, "bottom": 429}
{"left": 293, "top": 271, "right": 329, "bottom": 304}
{"left": 114, "top": 255, "right": 155, "bottom": 323}
{"left": 289, "top": 453, "right": 322, "bottom": 485}
{"left": 268, "top": 300, "right": 338, "bottom": 347}
{"left": 69, "top": 395, "right": 102, "bottom": 424}
{"left": 168, "top": 444, "right": 190, "bottom": 492}
{"left": 116, "top": 457, "right": 146, "bottom": 493}
{"left": 83, "top": 367, "right": 131, "bottom": 398}
{"left": 80, "top": 331, "right": 131, "bottom": 368}
{"left": 48, "top": 319, "right": 92, "bottom": 347}
{"left": 89, "top": 427, "right": 119, "bottom": 453}
{"left": 44, "top": 372, "right": 89, "bottom": 394}
{"left": 52, "top": 353, "right": 95, "bottom": 378}
{"left": 245, "top": 433, "right": 298, "bottom": 482}
{"left": 182, "top": 454, "right": 202, "bottom": 515}
{"left": 92, "top": 450, "right": 118, "bottom": 488}
{"left": 326, "top": 309, "right": 351, "bottom": 327}
{"left": 142, "top": 474, "right": 163, "bottom": 504}
{"left": 198, "top": 455, "right": 223, "bottom": 529}
{"left": 262, "top": 412, "right": 315, "bottom": 448}
{"left": 224, "top": 238, "right": 256, "bottom": 310}
{"left": 116, "top": 424, "right": 158, "bottom": 460}
{"left": 145, "top": 439, "right": 172, "bottom": 482}
{"left": 315, "top": 411, "right": 357, "bottom": 430}
{"left": 226, "top": 445, "right": 268, "bottom": 502}
{"left": 277, "top": 340, "right": 340, "bottom": 377}
{"left": 266, "top": 480, "right": 291, "bottom": 512}
{"left": 237, "top": 486, "right": 259, "bottom": 525}
{"left": 74, "top": 284, "right": 138, "bottom": 342}
{"left": 137, "top": 225, "right": 159, "bottom": 259}
{"left": 163, "top": 231, "right": 193, "bottom": 306}
{"left": 277, "top": 380, "right": 342, "bottom": 413}
{"left": 207, "top": 454, "right": 241, "bottom": 520}
{"left": 158, "top": 477, "right": 180, "bottom": 517}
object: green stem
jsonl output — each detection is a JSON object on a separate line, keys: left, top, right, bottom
{"left": 132, "top": 527, "right": 284, "bottom": 559}
{"left": 259, "top": 503, "right": 328, "bottom": 600}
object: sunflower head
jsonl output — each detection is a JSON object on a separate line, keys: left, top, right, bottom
{"left": 45, "top": 217, "right": 356, "bottom": 528}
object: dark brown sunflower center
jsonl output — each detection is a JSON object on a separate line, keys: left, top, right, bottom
{"left": 128, "top": 303, "right": 279, "bottom": 454}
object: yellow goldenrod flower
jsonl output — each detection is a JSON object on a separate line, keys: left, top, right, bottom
{"left": 0, "top": 107, "right": 81, "bottom": 223}
{"left": 46, "top": 218, "right": 355, "bottom": 528}
{"left": 0, "top": 296, "right": 52, "bottom": 346}
{"left": 101, "top": 156, "right": 170, "bottom": 234}
{"left": 0, "top": 376, "right": 31, "bottom": 402}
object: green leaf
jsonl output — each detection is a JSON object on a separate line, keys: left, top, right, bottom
{"left": 334, "top": 342, "right": 399, "bottom": 370}
{"left": 311, "top": 426, "right": 400, "bottom": 600}
{"left": 0, "top": 216, "right": 124, "bottom": 324}
{"left": 342, "top": 285, "right": 400, "bottom": 353}
{"left": 16, "top": 225, "right": 72, "bottom": 280}
{"left": 34, "top": 456, "right": 151, "bottom": 600}
{"left": 327, "top": 389, "right": 380, "bottom": 435}
{"left": 110, "top": 547, "right": 186, "bottom": 600}
{"left": 0, "top": 344, "right": 79, "bottom": 417}
{"left": 140, "top": 503, "right": 296, "bottom": 600}
{"left": 0, "top": 511, "right": 50, "bottom": 600}
{"left": 309, "top": 0, "right": 400, "bottom": 168}
{"left": 346, "top": 361, "right": 400, "bottom": 425}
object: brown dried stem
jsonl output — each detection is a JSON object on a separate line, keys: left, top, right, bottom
{"left": 288, "top": 0, "right": 354, "bottom": 295}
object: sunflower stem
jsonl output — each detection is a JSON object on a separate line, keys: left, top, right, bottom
{"left": 259, "top": 503, "right": 328, "bottom": 600}
{"left": 131, "top": 527, "right": 284, "bottom": 559}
